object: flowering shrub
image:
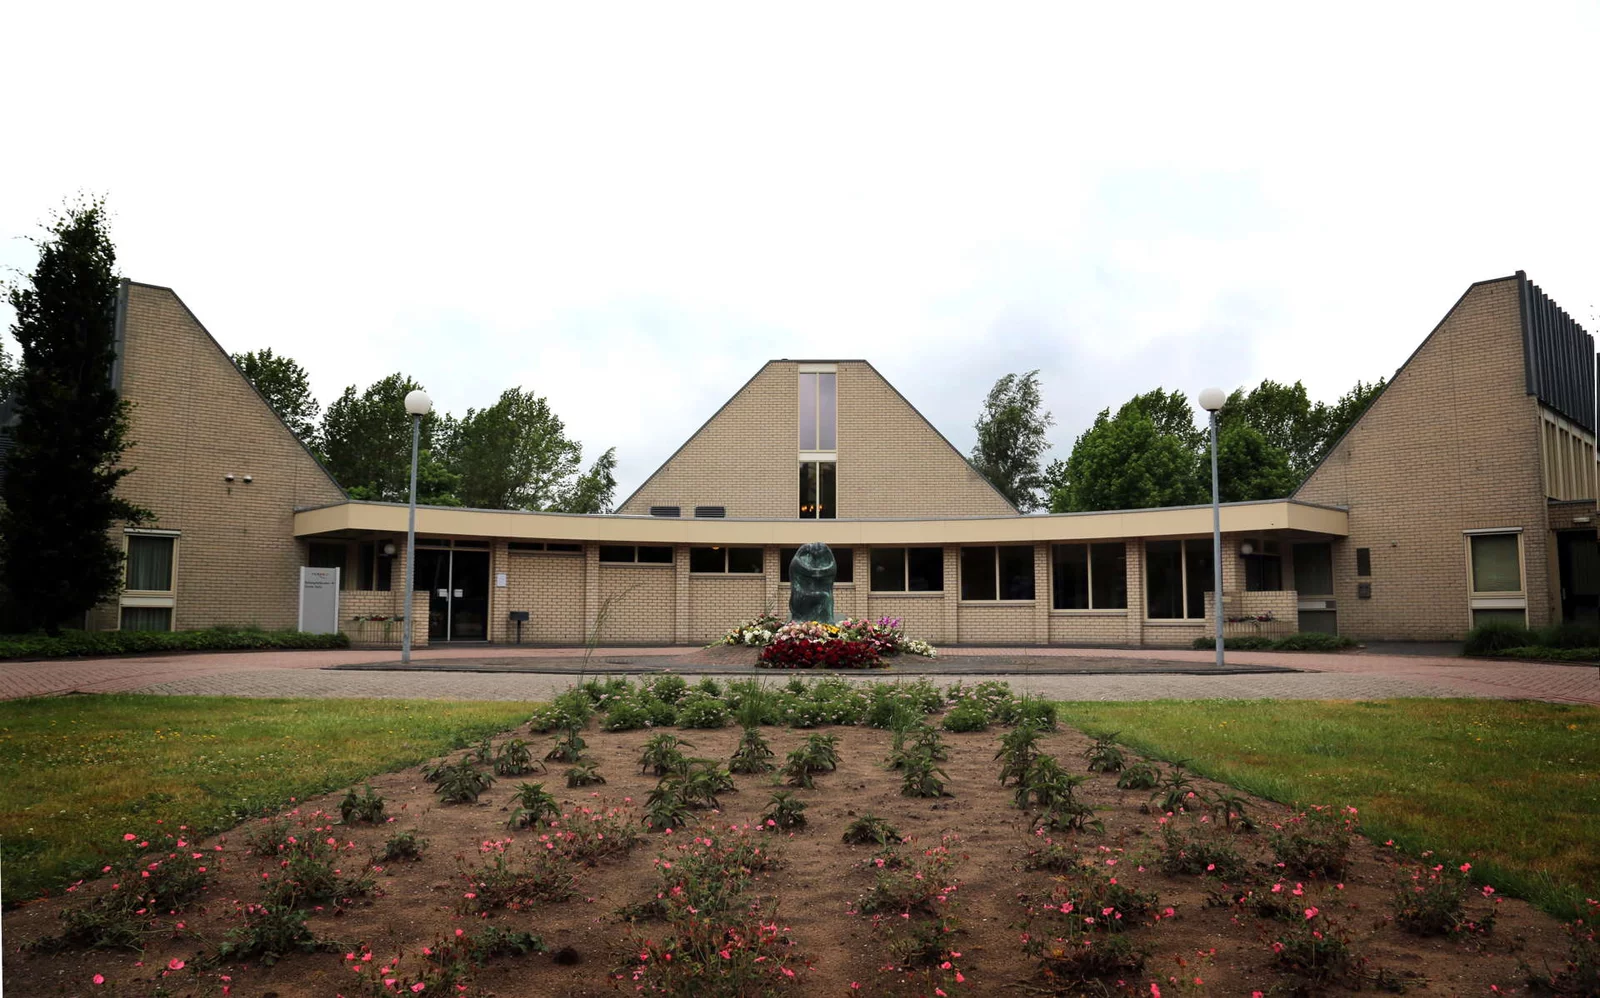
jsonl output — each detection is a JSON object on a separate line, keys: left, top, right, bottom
{"left": 760, "top": 633, "right": 883, "bottom": 670}
{"left": 1392, "top": 862, "right": 1499, "bottom": 936}
{"left": 1270, "top": 806, "right": 1358, "bottom": 878}
{"left": 720, "top": 612, "right": 782, "bottom": 647}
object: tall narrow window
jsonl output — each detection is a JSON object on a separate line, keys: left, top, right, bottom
{"left": 799, "top": 369, "right": 837, "bottom": 451}
{"left": 1052, "top": 543, "right": 1128, "bottom": 610}
{"left": 1145, "top": 540, "right": 1212, "bottom": 620}
{"left": 122, "top": 532, "right": 177, "bottom": 632}
{"left": 126, "top": 536, "right": 175, "bottom": 591}
{"left": 1467, "top": 531, "right": 1526, "bottom": 628}
{"left": 961, "top": 546, "right": 1036, "bottom": 601}
{"left": 799, "top": 461, "right": 837, "bottom": 518}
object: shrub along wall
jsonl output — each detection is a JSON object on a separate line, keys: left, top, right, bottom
{"left": 0, "top": 628, "right": 349, "bottom": 660}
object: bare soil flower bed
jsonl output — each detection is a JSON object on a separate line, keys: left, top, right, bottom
{"left": 3, "top": 707, "right": 1587, "bottom": 997}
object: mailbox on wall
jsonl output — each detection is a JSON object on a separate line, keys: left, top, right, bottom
{"left": 508, "top": 610, "right": 530, "bottom": 644}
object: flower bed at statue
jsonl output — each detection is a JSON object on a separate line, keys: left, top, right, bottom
{"left": 753, "top": 617, "right": 937, "bottom": 669}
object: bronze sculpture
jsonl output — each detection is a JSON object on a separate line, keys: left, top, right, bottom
{"left": 788, "top": 542, "right": 837, "bottom": 623}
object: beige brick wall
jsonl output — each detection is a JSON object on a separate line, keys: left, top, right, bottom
{"left": 495, "top": 549, "right": 586, "bottom": 644}
{"left": 340, "top": 590, "right": 427, "bottom": 647}
{"left": 106, "top": 283, "right": 346, "bottom": 631}
{"left": 1048, "top": 612, "right": 1133, "bottom": 645}
{"left": 620, "top": 361, "right": 1016, "bottom": 518}
{"left": 686, "top": 576, "right": 769, "bottom": 644}
{"left": 594, "top": 564, "right": 676, "bottom": 644}
{"left": 864, "top": 595, "right": 949, "bottom": 644}
{"left": 955, "top": 603, "right": 1036, "bottom": 644}
{"left": 1296, "top": 277, "right": 1551, "bottom": 639}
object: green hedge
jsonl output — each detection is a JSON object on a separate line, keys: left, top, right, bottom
{"left": 1489, "top": 646, "right": 1600, "bottom": 662}
{"left": 1191, "top": 631, "right": 1359, "bottom": 652}
{"left": 1464, "top": 620, "right": 1599, "bottom": 658}
{"left": 0, "top": 628, "right": 350, "bottom": 660}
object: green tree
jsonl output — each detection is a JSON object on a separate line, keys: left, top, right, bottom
{"left": 1051, "top": 398, "right": 1205, "bottom": 512}
{"left": 0, "top": 338, "right": 20, "bottom": 398}
{"left": 320, "top": 373, "right": 453, "bottom": 503}
{"left": 970, "top": 370, "right": 1054, "bottom": 511}
{"left": 1217, "top": 379, "right": 1320, "bottom": 476}
{"left": 1214, "top": 422, "right": 1299, "bottom": 502}
{"left": 555, "top": 446, "right": 618, "bottom": 514}
{"left": 448, "top": 387, "right": 582, "bottom": 510}
{"left": 0, "top": 200, "right": 150, "bottom": 633}
{"left": 231, "top": 348, "right": 321, "bottom": 451}
{"left": 1314, "top": 377, "right": 1387, "bottom": 466}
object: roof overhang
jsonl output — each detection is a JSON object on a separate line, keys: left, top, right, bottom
{"left": 294, "top": 499, "right": 1347, "bottom": 545}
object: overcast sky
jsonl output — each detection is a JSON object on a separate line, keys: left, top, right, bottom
{"left": 3, "top": 3, "right": 1597, "bottom": 502}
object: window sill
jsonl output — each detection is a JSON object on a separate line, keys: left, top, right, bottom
{"left": 690, "top": 572, "right": 766, "bottom": 578}
{"left": 1049, "top": 609, "right": 1128, "bottom": 616}
{"left": 867, "top": 590, "right": 944, "bottom": 598}
{"left": 958, "top": 600, "right": 1037, "bottom": 606}
{"left": 1143, "top": 618, "right": 1205, "bottom": 625}
{"left": 121, "top": 594, "right": 176, "bottom": 608}
{"left": 600, "top": 561, "right": 675, "bottom": 568}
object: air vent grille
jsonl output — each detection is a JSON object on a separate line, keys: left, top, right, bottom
{"left": 648, "top": 506, "right": 682, "bottom": 517}
{"left": 694, "top": 505, "right": 727, "bottom": 518}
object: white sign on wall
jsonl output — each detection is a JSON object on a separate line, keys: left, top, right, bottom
{"left": 298, "top": 567, "right": 340, "bottom": 634}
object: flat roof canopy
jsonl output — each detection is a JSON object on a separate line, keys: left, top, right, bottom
{"left": 294, "top": 499, "right": 1347, "bottom": 546}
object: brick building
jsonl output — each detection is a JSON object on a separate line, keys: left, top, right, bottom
{"left": 93, "top": 273, "right": 1599, "bottom": 646}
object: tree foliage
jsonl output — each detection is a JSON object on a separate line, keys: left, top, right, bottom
{"left": 0, "top": 199, "right": 150, "bottom": 633}
{"left": 1052, "top": 377, "right": 1387, "bottom": 513}
{"left": 0, "top": 338, "right": 20, "bottom": 399}
{"left": 320, "top": 373, "right": 453, "bottom": 504}
{"left": 970, "top": 370, "right": 1054, "bottom": 511}
{"left": 447, "top": 388, "right": 581, "bottom": 510}
{"left": 556, "top": 446, "right": 618, "bottom": 514}
{"left": 231, "top": 348, "right": 321, "bottom": 451}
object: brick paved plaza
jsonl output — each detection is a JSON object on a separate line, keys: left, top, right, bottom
{"left": 2, "top": 645, "right": 1593, "bottom": 705}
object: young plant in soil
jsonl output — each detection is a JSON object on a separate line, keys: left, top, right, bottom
{"left": 213, "top": 904, "right": 335, "bottom": 966}
{"left": 1083, "top": 732, "right": 1126, "bottom": 773}
{"left": 244, "top": 816, "right": 295, "bottom": 856}
{"left": 507, "top": 782, "right": 562, "bottom": 829}
{"left": 899, "top": 750, "right": 951, "bottom": 798}
{"left": 493, "top": 738, "right": 545, "bottom": 776}
{"left": 264, "top": 836, "right": 375, "bottom": 909}
{"left": 843, "top": 814, "right": 901, "bottom": 846}
{"left": 782, "top": 734, "right": 839, "bottom": 788}
{"left": 940, "top": 698, "right": 990, "bottom": 733}
{"left": 1271, "top": 805, "right": 1357, "bottom": 878}
{"left": 1016, "top": 756, "right": 1100, "bottom": 832}
{"left": 565, "top": 761, "right": 606, "bottom": 787}
{"left": 995, "top": 721, "right": 1044, "bottom": 787}
{"left": 339, "top": 784, "right": 386, "bottom": 823}
{"left": 26, "top": 845, "right": 215, "bottom": 953}
{"left": 857, "top": 835, "right": 967, "bottom": 994}
{"left": 728, "top": 725, "right": 776, "bottom": 774}
{"left": 638, "top": 733, "right": 693, "bottom": 776}
{"left": 762, "top": 790, "right": 808, "bottom": 829}
{"left": 1209, "top": 790, "right": 1257, "bottom": 831}
{"left": 1150, "top": 761, "right": 1205, "bottom": 814}
{"left": 379, "top": 829, "right": 428, "bottom": 863}
{"left": 1117, "top": 761, "right": 1161, "bottom": 790}
{"left": 434, "top": 761, "right": 495, "bottom": 804}
{"left": 643, "top": 783, "right": 694, "bottom": 831}
{"left": 1392, "top": 862, "right": 1498, "bottom": 935}
{"left": 545, "top": 725, "right": 588, "bottom": 763}
{"left": 1159, "top": 822, "right": 1248, "bottom": 879}
{"left": 663, "top": 758, "right": 735, "bottom": 809}
{"left": 461, "top": 843, "right": 579, "bottom": 913}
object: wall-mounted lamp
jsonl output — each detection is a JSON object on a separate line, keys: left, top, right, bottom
{"left": 242, "top": 474, "right": 253, "bottom": 484}
{"left": 224, "top": 473, "right": 235, "bottom": 482}
{"left": 382, "top": 542, "right": 397, "bottom": 556}
{"left": 1239, "top": 541, "right": 1255, "bottom": 556}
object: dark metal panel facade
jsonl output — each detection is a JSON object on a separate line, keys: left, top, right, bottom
{"left": 1518, "top": 271, "right": 1596, "bottom": 433}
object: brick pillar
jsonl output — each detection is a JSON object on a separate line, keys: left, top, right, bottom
{"left": 1033, "top": 542, "right": 1050, "bottom": 644}
{"left": 1125, "top": 539, "right": 1144, "bottom": 646}
{"left": 942, "top": 546, "right": 959, "bottom": 645}
{"left": 764, "top": 546, "right": 783, "bottom": 618}
{"left": 583, "top": 543, "right": 601, "bottom": 642}
{"left": 674, "top": 545, "right": 691, "bottom": 645}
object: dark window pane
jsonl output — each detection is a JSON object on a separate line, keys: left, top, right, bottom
{"left": 1185, "top": 539, "right": 1214, "bottom": 619}
{"left": 1294, "top": 543, "right": 1333, "bottom": 595}
{"left": 690, "top": 547, "right": 724, "bottom": 573}
{"left": 908, "top": 547, "right": 944, "bottom": 592}
{"left": 779, "top": 547, "right": 797, "bottom": 583}
{"left": 871, "top": 548, "right": 906, "bottom": 591}
{"left": 599, "top": 545, "right": 634, "bottom": 563}
{"left": 999, "top": 545, "right": 1035, "bottom": 601}
{"left": 1052, "top": 544, "right": 1089, "bottom": 609}
{"left": 508, "top": 541, "right": 545, "bottom": 551}
{"left": 375, "top": 550, "right": 393, "bottom": 591}
{"left": 1245, "top": 555, "right": 1283, "bottom": 592}
{"left": 1471, "top": 608, "right": 1527, "bottom": 628}
{"left": 1090, "top": 543, "right": 1126, "bottom": 609}
{"left": 128, "top": 536, "right": 176, "bottom": 591}
{"left": 1355, "top": 548, "right": 1371, "bottom": 577}
{"left": 819, "top": 462, "right": 836, "bottom": 519}
{"left": 961, "top": 547, "right": 997, "bottom": 601}
{"left": 452, "top": 539, "right": 490, "bottom": 549}
{"left": 835, "top": 548, "right": 853, "bottom": 583}
{"left": 307, "top": 541, "right": 345, "bottom": 578}
{"left": 799, "top": 463, "right": 817, "bottom": 518}
{"left": 1146, "top": 540, "right": 1183, "bottom": 619}
{"left": 1470, "top": 535, "right": 1521, "bottom": 593}
{"left": 799, "top": 372, "right": 818, "bottom": 450}
{"left": 120, "top": 606, "right": 172, "bottom": 632}
{"left": 818, "top": 372, "right": 837, "bottom": 450}
{"left": 547, "top": 543, "right": 582, "bottom": 553}
{"left": 638, "top": 546, "right": 674, "bottom": 564}
{"left": 357, "top": 543, "right": 376, "bottom": 590}
{"left": 727, "top": 547, "right": 764, "bottom": 574}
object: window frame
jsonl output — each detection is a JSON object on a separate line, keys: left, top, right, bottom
{"left": 798, "top": 364, "right": 838, "bottom": 454}
{"left": 960, "top": 545, "right": 1037, "bottom": 603}
{"left": 121, "top": 530, "right": 179, "bottom": 631}
{"left": 688, "top": 546, "right": 765, "bottom": 575}
{"left": 798, "top": 460, "right": 837, "bottom": 519}
{"left": 1464, "top": 528, "right": 1527, "bottom": 627}
{"left": 869, "top": 546, "right": 944, "bottom": 594}
{"left": 1050, "top": 542, "right": 1128, "bottom": 611}
{"left": 599, "top": 545, "right": 675, "bottom": 566}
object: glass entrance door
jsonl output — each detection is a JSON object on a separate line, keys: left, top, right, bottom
{"left": 413, "top": 549, "right": 452, "bottom": 642}
{"left": 449, "top": 550, "right": 490, "bottom": 641}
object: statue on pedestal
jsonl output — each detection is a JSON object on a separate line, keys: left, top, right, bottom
{"left": 788, "top": 542, "right": 837, "bottom": 624}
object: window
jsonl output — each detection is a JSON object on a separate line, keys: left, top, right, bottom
{"left": 1244, "top": 555, "right": 1282, "bottom": 592}
{"left": 120, "top": 606, "right": 172, "bottom": 631}
{"left": 799, "top": 461, "right": 837, "bottom": 518}
{"left": 126, "top": 535, "right": 175, "bottom": 591}
{"left": 1145, "top": 539, "right": 1213, "bottom": 619}
{"left": 1051, "top": 543, "right": 1127, "bottom": 610}
{"left": 1467, "top": 530, "right": 1526, "bottom": 628}
{"left": 1293, "top": 543, "right": 1334, "bottom": 596}
{"left": 510, "top": 541, "right": 584, "bottom": 553}
{"left": 689, "top": 547, "right": 764, "bottom": 574}
{"left": 600, "top": 545, "right": 674, "bottom": 564}
{"left": 870, "top": 547, "right": 943, "bottom": 592}
{"left": 780, "top": 547, "right": 853, "bottom": 583}
{"left": 1355, "top": 548, "right": 1372, "bottom": 577}
{"left": 959, "top": 546, "right": 1036, "bottom": 601}
{"left": 799, "top": 369, "right": 837, "bottom": 452}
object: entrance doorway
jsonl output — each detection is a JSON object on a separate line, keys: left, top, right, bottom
{"left": 412, "top": 548, "right": 491, "bottom": 642}
{"left": 1556, "top": 530, "right": 1600, "bottom": 628}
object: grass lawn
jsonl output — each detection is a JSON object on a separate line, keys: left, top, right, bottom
{"left": 0, "top": 695, "right": 531, "bottom": 903}
{"left": 1057, "top": 698, "right": 1600, "bottom": 919}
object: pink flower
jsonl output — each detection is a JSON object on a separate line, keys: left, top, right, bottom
{"left": 167, "top": 959, "right": 185, "bottom": 970}
{"left": 1460, "top": 863, "right": 1471, "bottom": 873}
{"left": 124, "top": 833, "right": 136, "bottom": 841}
{"left": 1304, "top": 907, "right": 1319, "bottom": 920}
{"left": 412, "top": 984, "right": 426, "bottom": 993}
{"left": 1151, "top": 985, "right": 1162, "bottom": 998}
{"left": 93, "top": 975, "right": 105, "bottom": 985}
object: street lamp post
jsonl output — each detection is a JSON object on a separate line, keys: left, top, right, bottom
{"left": 1197, "top": 387, "right": 1226, "bottom": 669}
{"left": 401, "top": 389, "right": 432, "bottom": 665}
